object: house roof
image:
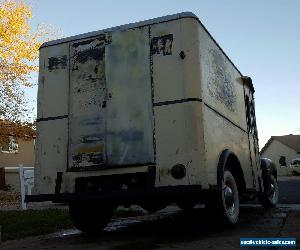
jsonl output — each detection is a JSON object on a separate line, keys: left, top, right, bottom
{"left": 0, "top": 120, "right": 35, "bottom": 146}
{"left": 260, "top": 134, "right": 300, "bottom": 154}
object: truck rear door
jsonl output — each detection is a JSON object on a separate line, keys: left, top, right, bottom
{"left": 68, "top": 28, "right": 154, "bottom": 171}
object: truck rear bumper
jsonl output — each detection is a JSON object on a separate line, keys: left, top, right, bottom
{"left": 25, "top": 185, "right": 205, "bottom": 204}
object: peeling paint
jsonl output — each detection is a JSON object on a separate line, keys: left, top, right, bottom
{"left": 69, "top": 36, "right": 107, "bottom": 169}
{"left": 72, "top": 152, "right": 104, "bottom": 166}
{"left": 48, "top": 55, "right": 67, "bottom": 71}
{"left": 207, "top": 49, "right": 237, "bottom": 112}
{"left": 151, "top": 34, "right": 173, "bottom": 56}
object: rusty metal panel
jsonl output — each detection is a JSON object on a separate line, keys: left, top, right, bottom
{"left": 68, "top": 36, "right": 107, "bottom": 170}
{"left": 68, "top": 29, "right": 154, "bottom": 170}
{"left": 105, "top": 27, "right": 154, "bottom": 165}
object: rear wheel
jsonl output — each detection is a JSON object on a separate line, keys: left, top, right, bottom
{"left": 258, "top": 175, "right": 278, "bottom": 208}
{"left": 69, "top": 201, "right": 114, "bottom": 233}
{"left": 206, "top": 170, "right": 239, "bottom": 225}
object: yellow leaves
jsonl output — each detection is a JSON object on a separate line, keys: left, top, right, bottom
{"left": 0, "top": 0, "right": 38, "bottom": 68}
{"left": 0, "top": 0, "right": 61, "bottom": 122}
{"left": 0, "top": 0, "right": 59, "bottom": 80}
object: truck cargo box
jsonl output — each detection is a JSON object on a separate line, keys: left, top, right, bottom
{"left": 27, "top": 13, "right": 278, "bottom": 230}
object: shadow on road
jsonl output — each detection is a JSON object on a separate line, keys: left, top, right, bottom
{"left": 53, "top": 206, "right": 284, "bottom": 250}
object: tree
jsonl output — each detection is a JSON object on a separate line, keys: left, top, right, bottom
{"left": 0, "top": 0, "right": 57, "bottom": 123}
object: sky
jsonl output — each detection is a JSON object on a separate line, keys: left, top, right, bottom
{"left": 25, "top": 0, "right": 300, "bottom": 148}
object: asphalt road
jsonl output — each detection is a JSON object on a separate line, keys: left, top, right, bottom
{"left": 278, "top": 176, "right": 300, "bottom": 204}
{"left": 1, "top": 176, "right": 300, "bottom": 250}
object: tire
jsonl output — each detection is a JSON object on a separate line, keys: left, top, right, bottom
{"left": 69, "top": 201, "right": 114, "bottom": 233}
{"left": 258, "top": 175, "right": 278, "bottom": 208}
{"left": 206, "top": 170, "right": 239, "bottom": 225}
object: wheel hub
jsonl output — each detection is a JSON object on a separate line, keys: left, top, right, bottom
{"left": 224, "top": 185, "right": 235, "bottom": 215}
{"left": 269, "top": 182, "right": 276, "bottom": 201}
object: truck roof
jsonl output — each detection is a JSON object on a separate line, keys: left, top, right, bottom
{"left": 41, "top": 12, "right": 253, "bottom": 91}
{"left": 41, "top": 12, "right": 197, "bottom": 48}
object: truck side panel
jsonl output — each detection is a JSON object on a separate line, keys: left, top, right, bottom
{"left": 198, "top": 24, "right": 255, "bottom": 189}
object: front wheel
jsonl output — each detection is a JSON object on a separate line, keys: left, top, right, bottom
{"left": 206, "top": 170, "right": 239, "bottom": 225}
{"left": 258, "top": 175, "right": 278, "bottom": 208}
{"left": 69, "top": 201, "right": 114, "bottom": 233}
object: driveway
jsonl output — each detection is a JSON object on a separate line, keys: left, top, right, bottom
{"left": 1, "top": 176, "right": 299, "bottom": 250}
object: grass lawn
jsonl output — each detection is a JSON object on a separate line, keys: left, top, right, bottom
{"left": 0, "top": 209, "right": 73, "bottom": 242}
{"left": 0, "top": 208, "right": 144, "bottom": 242}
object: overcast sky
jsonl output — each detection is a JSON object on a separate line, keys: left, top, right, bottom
{"left": 26, "top": 0, "right": 300, "bottom": 148}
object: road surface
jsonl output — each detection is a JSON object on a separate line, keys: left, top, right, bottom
{"left": 1, "top": 176, "right": 299, "bottom": 250}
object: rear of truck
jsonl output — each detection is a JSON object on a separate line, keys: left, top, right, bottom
{"left": 34, "top": 28, "right": 155, "bottom": 195}
{"left": 29, "top": 13, "right": 205, "bottom": 209}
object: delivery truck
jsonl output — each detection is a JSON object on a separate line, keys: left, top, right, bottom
{"left": 26, "top": 12, "right": 278, "bottom": 232}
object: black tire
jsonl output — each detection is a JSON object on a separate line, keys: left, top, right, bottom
{"left": 206, "top": 170, "right": 239, "bottom": 225}
{"left": 257, "top": 175, "right": 278, "bottom": 208}
{"left": 69, "top": 201, "right": 114, "bottom": 233}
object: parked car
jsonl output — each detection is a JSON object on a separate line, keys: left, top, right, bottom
{"left": 290, "top": 158, "right": 300, "bottom": 175}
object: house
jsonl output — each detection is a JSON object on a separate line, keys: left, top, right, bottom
{"left": 0, "top": 120, "right": 35, "bottom": 191}
{"left": 260, "top": 134, "right": 300, "bottom": 168}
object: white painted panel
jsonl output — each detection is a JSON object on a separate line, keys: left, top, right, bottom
{"left": 199, "top": 26, "right": 247, "bottom": 131}
{"left": 151, "top": 20, "right": 184, "bottom": 103}
{"left": 38, "top": 43, "right": 69, "bottom": 119}
{"left": 34, "top": 119, "right": 68, "bottom": 194}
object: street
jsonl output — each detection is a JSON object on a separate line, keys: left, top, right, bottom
{"left": 278, "top": 176, "right": 300, "bottom": 204}
{"left": 1, "top": 176, "right": 300, "bottom": 250}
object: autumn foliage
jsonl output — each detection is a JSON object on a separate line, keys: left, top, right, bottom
{"left": 0, "top": 119, "right": 35, "bottom": 146}
{"left": 0, "top": 0, "right": 58, "bottom": 122}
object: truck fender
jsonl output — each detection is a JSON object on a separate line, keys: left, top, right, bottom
{"left": 217, "top": 149, "right": 246, "bottom": 193}
{"left": 217, "top": 150, "right": 236, "bottom": 186}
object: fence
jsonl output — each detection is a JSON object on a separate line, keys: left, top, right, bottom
{"left": 2, "top": 165, "right": 34, "bottom": 210}
{"left": 18, "top": 164, "right": 34, "bottom": 210}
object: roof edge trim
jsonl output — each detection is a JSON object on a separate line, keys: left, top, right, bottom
{"left": 40, "top": 12, "right": 197, "bottom": 48}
